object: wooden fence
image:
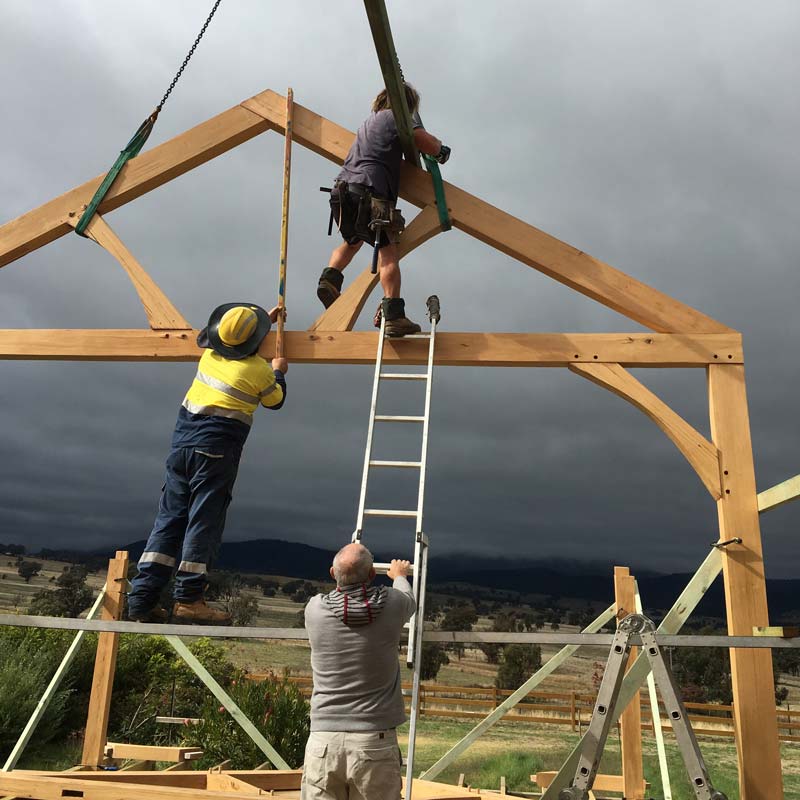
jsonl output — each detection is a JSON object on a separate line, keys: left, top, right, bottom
{"left": 250, "top": 674, "right": 800, "bottom": 744}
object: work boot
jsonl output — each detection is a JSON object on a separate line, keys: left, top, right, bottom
{"left": 126, "top": 605, "right": 169, "bottom": 624}
{"left": 317, "top": 267, "right": 344, "bottom": 309}
{"left": 381, "top": 297, "right": 421, "bottom": 338}
{"left": 173, "top": 600, "right": 232, "bottom": 626}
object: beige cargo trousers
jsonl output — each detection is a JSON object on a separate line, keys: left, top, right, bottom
{"left": 301, "top": 730, "right": 402, "bottom": 800}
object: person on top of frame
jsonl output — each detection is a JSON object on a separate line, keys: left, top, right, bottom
{"left": 317, "top": 83, "right": 450, "bottom": 337}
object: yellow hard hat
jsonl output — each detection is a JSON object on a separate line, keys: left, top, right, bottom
{"left": 197, "top": 302, "right": 271, "bottom": 359}
{"left": 218, "top": 306, "right": 259, "bottom": 345}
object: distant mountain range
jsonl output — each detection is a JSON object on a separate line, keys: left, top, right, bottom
{"left": 109, "top": 538, "right": 800, "bottom": 622}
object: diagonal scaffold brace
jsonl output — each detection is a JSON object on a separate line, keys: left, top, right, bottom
{"left": 559, "top": 613, "right": 727, "bottom": 800}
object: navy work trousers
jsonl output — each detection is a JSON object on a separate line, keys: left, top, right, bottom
{"left": 128, "top": 444, "right": 241, "bottom": 614}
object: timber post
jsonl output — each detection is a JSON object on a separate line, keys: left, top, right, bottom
{"left": 708, "top": 365, "right": 783, "bottom": 798}
{"left": 614, "top": 567, "right": 645, "bottom": 800}
{"left": 81, "top": 550, "right": 128, "bottom": 768}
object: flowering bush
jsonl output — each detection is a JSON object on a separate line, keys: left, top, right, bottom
{"left": 192, "top": 672, "right": 309, "bottom": 769}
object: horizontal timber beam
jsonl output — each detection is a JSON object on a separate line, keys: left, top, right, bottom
{"left": 17, "top": 770, "right": 302, "bottom": 791}
{"left": 0, "top": 330, "right": 742, "bottom": 366}
{"left": 104, "top": 743, "right": 202, "bottom": 763}
{"left": 0, "top": 774, "right": 270, "bottom": 800}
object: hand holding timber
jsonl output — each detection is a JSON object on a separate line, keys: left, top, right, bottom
{"left": 271, "top": 357, "right": 288, "bottom": 373}
{"left": 268, "top": 305, "right": 287, "bottom": 323}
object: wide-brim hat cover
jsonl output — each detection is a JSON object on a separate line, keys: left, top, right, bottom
{"left": 197, "top": 302, "right": 271, "bottom": 360}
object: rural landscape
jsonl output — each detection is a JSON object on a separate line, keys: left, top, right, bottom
{"left": 2, "top": 539, "right": 799, "bottom": 797}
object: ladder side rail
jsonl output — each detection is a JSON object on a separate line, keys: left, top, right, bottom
{"left": 404, "top": 539, "right": 429, "bottom": 800}
{"left": 415, "top": 316, "right": 437, "bottom": 534}
{"left": 406, "top": 531, "right": 427, "bottom": 667}
{"left": 641, "top": 626, "right": 722, "bottom": 800}
{"left": 567, "top": 626, "right": 633, "bottom": 798}
{"left": 406, "top": 317, "right": 437, "bottom": 664}
{"left": 354, "top": 314, "right": 389, "bottom": 540}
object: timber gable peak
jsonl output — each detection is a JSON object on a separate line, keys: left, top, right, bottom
{"left": 0, "top": 88, "right": 734, "bottom": 340}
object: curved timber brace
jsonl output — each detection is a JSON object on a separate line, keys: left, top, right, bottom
{"left": 569, "top": 362, "right": 722, "bottom": 499}
{"left": 68, "top": 214, "right": 191, "bottom": 331}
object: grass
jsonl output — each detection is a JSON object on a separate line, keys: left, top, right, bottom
{"left": 398, "top": 717, "right": 800, "bottom": 799}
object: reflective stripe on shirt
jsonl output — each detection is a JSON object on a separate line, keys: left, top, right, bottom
{"left": 195, "top": 370, "right": 260, "bottom": 404}
{"left": 259, "top": 381, "right": 277, "bottom": 399}
{"left": 181, "top": 399, "right": 253, "bottom": 426}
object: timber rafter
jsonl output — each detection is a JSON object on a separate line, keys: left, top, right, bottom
{"left": 2, "top": 89, "right": 732, "bottom": 336}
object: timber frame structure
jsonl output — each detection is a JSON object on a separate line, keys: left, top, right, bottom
{"left": 0, "top": 85, "right": 791, "bottom": 797}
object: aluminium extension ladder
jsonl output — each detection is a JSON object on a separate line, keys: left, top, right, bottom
{"left": 352, "top": 295, "right": 440, "bottom": 800}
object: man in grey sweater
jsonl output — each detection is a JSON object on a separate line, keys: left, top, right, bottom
{"left": 302, "top": 543, "right": 415, "bottom": 800}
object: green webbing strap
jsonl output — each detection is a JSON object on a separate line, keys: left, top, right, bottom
{"left": 422, "top": 154, "right": 452, "bottom": 231}
{"left": 74, "top": 0, "right": 224, "bottom": 237}
{"left": 74, "top": 111, "right": 158, "bottom": 236}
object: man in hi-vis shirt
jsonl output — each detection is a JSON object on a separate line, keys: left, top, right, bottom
{"left": 127, "top": 303, "right": 287, "bottom": 625}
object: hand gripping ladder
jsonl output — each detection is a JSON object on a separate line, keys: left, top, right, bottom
{"left": 352, "top": 295, "right": 440, "bottom": 800}
{"left": 560, "top": 614, "right": 728, "bottom": 800}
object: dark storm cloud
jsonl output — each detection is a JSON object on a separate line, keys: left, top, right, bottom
{"left": 1, "top": 1, "right": 798, "bottom": 579}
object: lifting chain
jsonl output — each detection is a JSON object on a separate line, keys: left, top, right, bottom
{"left": 156, "top": 0, "right": 224, "bottom": 114}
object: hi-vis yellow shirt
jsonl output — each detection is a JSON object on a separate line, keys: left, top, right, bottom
{"left": 182, "top": 350, "right": 284, "bottom": 427}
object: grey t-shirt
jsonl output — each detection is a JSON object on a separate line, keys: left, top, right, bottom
{"left": 336, "top": 109, "right": 422, "bottom": 201}
{"left": 305, "top": 576, "right": 416, "bottom": 732}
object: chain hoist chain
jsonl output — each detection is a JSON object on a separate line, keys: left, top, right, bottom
{"left": 156, "top": 0, "right": 223, "bottom": 113}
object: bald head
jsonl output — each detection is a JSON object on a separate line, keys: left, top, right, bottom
{"left": 331, "top": 543, "right": 374, "bottom": 587}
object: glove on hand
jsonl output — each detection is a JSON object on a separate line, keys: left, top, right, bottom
{"left": 435, "top": 144, "right": 451, "bottom": 164}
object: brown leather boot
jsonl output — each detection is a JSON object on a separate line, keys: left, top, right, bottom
{"left": 173, "top": 600, "right": 232, "bottom": 626}
{"left": 317, "top": 267, "right": 344, "bottom": 309}
{"left": 382, "top": 297, "right": 421, "bottom": 338}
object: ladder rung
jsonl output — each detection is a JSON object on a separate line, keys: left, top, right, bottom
{"left": 369, "top": 460, "right": 422, "bottom": 469}
{"left": 364, "top": 509, "right": 418, "bottom": 518}
{"left": 396, "top": 334, "right": 431, "bottom": 339}
{"left": 380, "top": 373, "right": 427, "bottom": 381}
{"left": 375, "top": 415, "right": 425, "bottom": 423}
{"left": 374, "top": 563, "right": 416, "bottom": 575}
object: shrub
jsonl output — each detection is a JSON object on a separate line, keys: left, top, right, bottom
{"left": 495, "top": 644, "right": 542, "bottom": 690}
{"left": 109, "top": 636, "right": 235, "bottom": 745}
{"left": 17, "top": 561, "right": 41, "bottom": 583}
{"left": 0, "top": 628, "right": 96, "bottom": 759}
{"left": 193, "top": 673, "right": 309, "bottom": 769}
{"left": 29, "top": 566, "right": 93, "bottom": 617}
{"left": 420, "top": 643, "right": 449, "bottom": 680}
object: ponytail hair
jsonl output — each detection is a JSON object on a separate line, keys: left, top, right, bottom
{"left": 372, "top": 82, "right": 420, "bottom": 115}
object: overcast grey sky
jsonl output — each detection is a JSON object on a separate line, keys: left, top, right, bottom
{"left": 1, "top": 1, "right": 798, "bottom": 579}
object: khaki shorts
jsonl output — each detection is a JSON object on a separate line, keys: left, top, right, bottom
{"left": 301, "top": 729, "right": 402, "bottom": 800}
